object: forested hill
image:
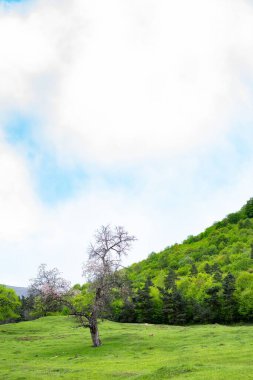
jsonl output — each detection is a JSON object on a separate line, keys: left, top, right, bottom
{"left": 115, "top": 198, "right": 253, "bottom": 324}
{"left": 127, "top": 198, "right": 253, "bottom": 284}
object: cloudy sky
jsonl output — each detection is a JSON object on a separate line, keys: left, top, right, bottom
{"left": 1, "top": 0, "right": 253, "bottom": 286}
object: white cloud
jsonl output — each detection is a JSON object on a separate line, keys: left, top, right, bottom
{"left": 1, "top": 0, "right": 253, "bottom": 162}
{"left": 0, "top": 136, "right": 41, "bottom": 241}
{"left": 1, "top": 0, "right": 253, "bottom": 285}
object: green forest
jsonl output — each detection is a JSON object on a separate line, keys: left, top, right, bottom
{"left": 117, "top": 198, "right": 253, "bottom": 324}
{"left": 1, "top": 198, "right": 253, "bottom": 326}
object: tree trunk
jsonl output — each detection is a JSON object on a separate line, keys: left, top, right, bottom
{"left": 90, "top": 322, "right": 101, "bottom": 347}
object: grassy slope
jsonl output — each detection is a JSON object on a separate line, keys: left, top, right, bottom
{"left": 0, "top": 316, "right": 253, "bottom": 379}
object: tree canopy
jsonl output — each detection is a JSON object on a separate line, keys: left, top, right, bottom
{"left": 0, "top": 285, "right": 20, "bottom": 323}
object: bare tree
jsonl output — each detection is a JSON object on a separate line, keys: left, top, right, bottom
{"left": 76, "top": 225, "right": 137, "bottom": 347}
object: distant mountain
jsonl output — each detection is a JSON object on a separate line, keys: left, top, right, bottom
{"left": 5, "top": 285, "right": 28, "bottom": 298}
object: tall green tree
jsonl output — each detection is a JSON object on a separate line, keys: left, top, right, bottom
{"left": 204, "top": 286, "right": 221, "bottom": 323}
{"left": 135, "top": 277, "right": 154, "bottom": 323}
{"left": 118, "top": 297, "right": 136, "bottom": 322}
{"left": 160, "top": 287, "right": 187, "bottom": 325}
{"left": 160, "top": 269, "right": 187, "bottom": 325}
{"left": 222, "top": 273, "right": 237, "bottom": 323}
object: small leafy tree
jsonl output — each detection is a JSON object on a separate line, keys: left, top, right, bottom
{"left": 28, "top": 264, "right": 71, "bottom": 316}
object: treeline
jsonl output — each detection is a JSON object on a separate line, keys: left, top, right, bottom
{"left": 112, "top": 267, "right": 252, "bottom": 324}
{"left": 1, "top": 266, "right": 252, "bottom": 325}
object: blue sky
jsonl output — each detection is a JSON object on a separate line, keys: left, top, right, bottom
{"left": 5, "top": 111, "right": 252, "bottom": 206}
{"left": 5, "top": 114, "right": 87, "bottom": 204}
{"left": 4, "top": 112, "right": 139, "bottom": 205}
{"left": 1, "top": 0, "right": 253, "bottom": 285}
{"left": 0, "top": 0, "right": 25, "bottom": 6}
{"left": 4, "top": 112, "right": 251, "bottom": 210}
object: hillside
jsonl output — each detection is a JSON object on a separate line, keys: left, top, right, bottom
{"left": 128, "top": 199, "right": 253, "bottom": 282}
{"left": 115, "top": 198, "right": 253, "bottom": 324}
{"left": 0, "top": 316, "right": 252, "bottom": 379}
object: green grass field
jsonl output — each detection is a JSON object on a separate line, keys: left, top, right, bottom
{"left": 0, "top": 316, "right": 252, "bottom": 379}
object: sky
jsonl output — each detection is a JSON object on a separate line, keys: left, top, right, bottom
{"left": 1, "top": 0, "right": 253, "bottom": 286}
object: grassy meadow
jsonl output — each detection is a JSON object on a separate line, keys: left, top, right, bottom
{"left": 0, "top": 316, "right": 253, "bottom": 379}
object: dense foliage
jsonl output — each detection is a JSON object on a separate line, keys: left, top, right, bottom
{"left": 0, "top": 285, "right": 21, "bottom": 323}
{"left": 111, "top": 198, "right": 253, "bottom": 324}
